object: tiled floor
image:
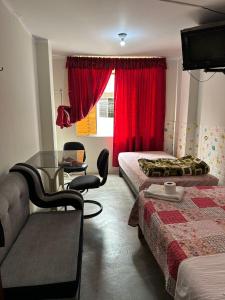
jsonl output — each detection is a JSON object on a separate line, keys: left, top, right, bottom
{"left": 80, "top": 174, "right": 172, "bottom": 300}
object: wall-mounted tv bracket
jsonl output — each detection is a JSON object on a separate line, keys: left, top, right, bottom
{"left": 205, "top": 68, "right": 225, "bottom": 74}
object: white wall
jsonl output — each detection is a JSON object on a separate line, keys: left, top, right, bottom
{"left": 164, "top": 58, "right": 181, "bottom": 155}
{"left": 35, "top": 38, "right": 57, "bottom": 150}
{"left": 174, "top": 67, "right": 200, "bottom": 157}
{"left": 174, "top": 67, "right": 189, "bottom": 157}
{"left": 173, "top": 66, "right": 225, "bottom": 184}
{"left": 52, "top": 56, "right": 179, "bottom": 173}
{"left": 196, "top": 71, "right": 225, "bottom": 184}
{"left": 0, "top": 0, "right": 40, "bottom": 178}
{"left": 198, "top": 72, "right": 225, "bottom": 127}
{"left": 165, "top": 59, "right": 180, "bottom": 123}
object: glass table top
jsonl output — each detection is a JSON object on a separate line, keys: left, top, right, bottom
{"left": 26, "top": 150, "right": 85, "bottom": 169}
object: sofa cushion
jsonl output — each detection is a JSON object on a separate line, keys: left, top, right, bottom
{"left": 0, "top": 173, "right": 30, "bottom": 264}
{"left": 1, "top": 210, "right": 82, "bottom": 298}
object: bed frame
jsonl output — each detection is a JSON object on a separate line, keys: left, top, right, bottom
{"left": 119, "top": 166, "right": 144, "bottom": 239}
{"left": 119, "top": 166, "right": 138, "bottom": 198}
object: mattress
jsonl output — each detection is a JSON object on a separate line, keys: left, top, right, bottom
{"left": 118, "top": 151, "right": 218, "bottom": 192}
{"left": 175, "top": 253, "right": 225, "bottom": 300}
{"left": 129, "top": 186, "right": 225, "bottom": 296}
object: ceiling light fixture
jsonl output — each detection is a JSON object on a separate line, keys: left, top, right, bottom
{"left": 118, "top": 33, "right": 127, "bottom": 47}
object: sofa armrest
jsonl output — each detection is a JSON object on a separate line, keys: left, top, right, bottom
{"left": 38, "top": 190, "right": 83, "bottom": 210}
{"left": 9, "top": 163, "right": 83, "bottom": 210}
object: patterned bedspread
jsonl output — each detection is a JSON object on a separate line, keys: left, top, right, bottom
{"left": 138, "top": 155, "right": 210, "bottom": 177}
{"left": 129, "top": 186, "right": 225, "bottom": 296}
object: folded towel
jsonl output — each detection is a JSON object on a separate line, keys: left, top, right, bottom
{"left": 144, "top": 184, "right": 184, "bottom": 202}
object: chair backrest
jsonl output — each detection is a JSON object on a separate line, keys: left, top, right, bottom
{"left": 9, "top": 163, "right": 47, "bottom": 205}
{"left": 97, "top": 149, "right": 109, "bottom": 186}
{"left": 63, "top": 142, "right": 86, "bottom": 162}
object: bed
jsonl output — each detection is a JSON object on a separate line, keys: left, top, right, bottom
{"left": 175, "top": 253, "right": 225, "bottom": 300}
{"left": 129, "top": 186, "right": 225, "bottom": 297}
{"left": 118, "top": 151, "right": 219, "bottom": 196}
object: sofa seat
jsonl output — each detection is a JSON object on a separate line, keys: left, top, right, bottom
{"left": 1, "top": 210, "right": 82, "bottom": 299}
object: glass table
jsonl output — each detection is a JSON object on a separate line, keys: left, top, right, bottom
{"left": 26, "top": 150, "right": 85, "bottom": 192}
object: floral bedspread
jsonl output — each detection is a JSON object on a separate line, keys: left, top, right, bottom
{"left": 129, "top": 186, "right": 225, "bottom": 296}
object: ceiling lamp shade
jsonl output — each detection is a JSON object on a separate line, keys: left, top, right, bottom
{"left": 118, "top": 33, "right": 127, "bottom": 47}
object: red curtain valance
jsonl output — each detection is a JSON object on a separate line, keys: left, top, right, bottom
{"left": 66, "top": 56, "right": 167, "bottom": 70}
{"left": 114, "top": 57, "right": 167, "bottom": 69}
{"left": 66, "top": 56, "right": 115, "bottom": 69}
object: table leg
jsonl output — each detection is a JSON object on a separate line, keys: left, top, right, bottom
{"left": 38, "top": 167, "right": 63, "bottom": 193}
{"left": 58, "top": 168, "right": 65, "bottom": 190}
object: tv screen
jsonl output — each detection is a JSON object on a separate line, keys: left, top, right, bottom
{"left": 181, "top": 21, "right": 225, "bottom": 70}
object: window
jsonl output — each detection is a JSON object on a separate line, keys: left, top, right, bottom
{"left": 76, "top": 73, "right": 114, "bottom": 136}
{"left": 98, "top": 97, "right": 114, "bottom": 118}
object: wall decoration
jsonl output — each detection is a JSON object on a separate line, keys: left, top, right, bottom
{"left": 198, "top": 126, "right": 225, "bottom": 185}
{"left": 175, "top": 122, "right": 199, "bottom": 158}
{"left": 164, "top": 120, "right": 175, "bottom": 155}
{"left": 185, "top": 122, "right": 199, "bottom": 156}
{"left": 166, "top": 120, "right": 225, "bottom": 184}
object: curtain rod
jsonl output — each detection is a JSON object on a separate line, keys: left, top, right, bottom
{"left": 53, "top": 54, "right": 165, "bottom": 59}
{"left": 71, "top": 55, "right": 165, "bottom": 59}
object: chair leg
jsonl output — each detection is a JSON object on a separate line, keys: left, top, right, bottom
{"left": 83, "top": 200, "right": 103, "bottom": 219}
{"left": 77, "top": 278, "right": 81, "bottom": 300}
{"left": 138, "top": 226, "right": 144, "bottom": 239}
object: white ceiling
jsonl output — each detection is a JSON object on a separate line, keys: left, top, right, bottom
{"left": 5, "top": 0, "right": 225, "bottom": 57}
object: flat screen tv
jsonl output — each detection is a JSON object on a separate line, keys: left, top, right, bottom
{"left": 181, "top": 21, "right": 225, "bottom": 71}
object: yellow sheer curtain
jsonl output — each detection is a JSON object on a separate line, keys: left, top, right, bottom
{"left": 76, "top": 106, "right": 97, "bottom": 136}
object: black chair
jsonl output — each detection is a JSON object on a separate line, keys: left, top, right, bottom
{"left": 68, "top": 149, "right": 109, "bottom": 219}
{"left": 63, "top": 142, "right": 88, "bottom": 175}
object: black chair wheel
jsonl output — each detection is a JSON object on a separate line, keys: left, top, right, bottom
{"left": 84, "top": 200, "right": 103, "bottom": 219}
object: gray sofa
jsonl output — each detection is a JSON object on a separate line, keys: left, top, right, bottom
{"left": 0, "top": 163, "right": 84, "bottom": 300}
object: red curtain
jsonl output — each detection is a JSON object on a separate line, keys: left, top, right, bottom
{"left": 113, "top": 62, "right": 166, "bottom": 166}
{"left": 66, "top": 56, "right": 166, "bottom": 167}
{"left": 67, "top": 57, "right": 114, "bottom": 123}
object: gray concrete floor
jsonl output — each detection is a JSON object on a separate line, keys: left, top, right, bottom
{"left": 80, "top": 175, "right": 172, "bottom": 300}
